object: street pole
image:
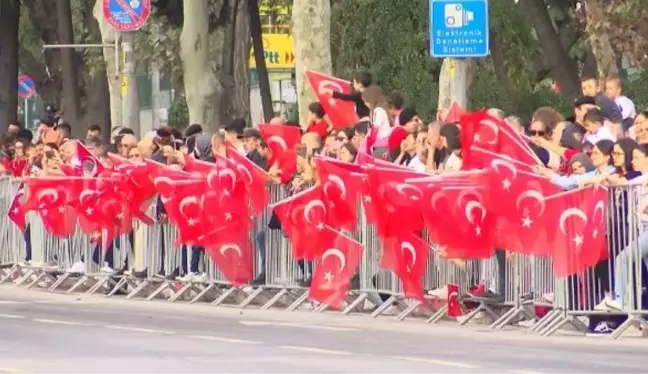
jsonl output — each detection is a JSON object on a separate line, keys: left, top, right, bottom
{"left": 151, "top": 61, "right": 160, "bottom": 129}
{"left": 120, "top": 32, "right": 140, "bottom": 136}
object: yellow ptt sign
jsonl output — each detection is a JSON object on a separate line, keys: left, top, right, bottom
{"left": 249, "top": 34, "right": 295, "bottom": 70}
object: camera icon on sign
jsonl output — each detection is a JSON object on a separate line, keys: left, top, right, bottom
{"left": 444, "top": 4, "right": 474, "bottom": 28}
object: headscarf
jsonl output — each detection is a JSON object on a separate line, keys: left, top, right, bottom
{"left": 194, "top": 134, "right": 213, "bottom": 161}
{"left": 569, "top": 152, "right": 594, "bottom": 173}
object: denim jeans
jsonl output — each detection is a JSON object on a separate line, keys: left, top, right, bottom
{"left": 614, "top": 230, "right": 648, "bottom": 305}
{"left": 181, "top": 245, "right": 203, "bottom": 274}
{"left": 255, "top": 230, "right": 266, "bottom": 273}
{"left": 92, "top": 243, "right": 114, "bottom": 268}
{"left": 495, "top": 249, "right": 506, "bottom": 295}
{"left": 24, "top": 224, "right": 32, "bottom": 262}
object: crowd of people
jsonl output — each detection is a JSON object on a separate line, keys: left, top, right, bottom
{"left": 2, "top": 70, "right": 648, "bottom": 335}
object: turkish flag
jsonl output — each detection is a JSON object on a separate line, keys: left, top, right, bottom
{"left": 271, "top": 185, "right": 335, "bottom": 260}
{"left": 482, "top": 159, "right": 561, "bottom": 256}
{"left": 545, "top": 186, "right": 609, "bottom": 277}
{"left": 460, "top": 111, "right": 540, "bottom": 169}
{"left": 309, "top": 228, "right": 363, "bottom": 309}
{"left": 424, "top": 185, "right": 496, "bottom": 259}
{"left": 258, "top": 124, "right": 301, "bottom": 167}
{"left": 106, "top": 153, "right": 155, "bottom": 225}
{"left": 306, "top": 71, "right": 358, "bottom": 130}
{"left": 314, "top": 157, "right": 363, "bottom": 231}
{"left": 23, "top": 176, "right": 77, "bottom": 237}
{"left": 226, "top": 145, "right": 271, "bottom": 216}
{"left": 7, "top": 183, "right": 26, "bottom": 231}
{"left": 202, "top": 223, "right": 254, "bottom": 286}
{"left": 382, "top": 233, "right": 430, "bottom": 301}
{"left": 74, "top": 141, "right": 105, "bottom": 176}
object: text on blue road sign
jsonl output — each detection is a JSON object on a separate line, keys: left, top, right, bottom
{"left": 429, "top": 0, "right": 489, "bottom": 58}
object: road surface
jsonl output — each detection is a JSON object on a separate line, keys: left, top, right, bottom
{"left": 0, "top": 286, "right": 645, "bottom": 373}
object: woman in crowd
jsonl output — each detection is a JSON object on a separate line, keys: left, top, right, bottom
{"left": 611, "top": 138, "right": 640, "bottom": 180}
{"left": 528, "top": 120, "right": 561, "bottom": 170}
{"left": 361, "top": 85, "right": 392, "bottom": 141}
{"left": 598, "top": 144, "right": 648, "bottom": 311}
{"left": 537, "top": 139, "right": 615, "bottom": 190}
{"left": 569, "top": 153, "right": 594, "bottom": 175}
{"left": 338, "top": 142, "right": 357, "bottom": 163}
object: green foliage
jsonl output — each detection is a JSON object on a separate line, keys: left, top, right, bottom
{"left": 331, "top": 0, "right": 441, "bottom": 119}
{"left": 168, "top": 94, "right": 189, "bottom": 127}
{"left": 625, "top": 70, "right": 648, "bottom": 112}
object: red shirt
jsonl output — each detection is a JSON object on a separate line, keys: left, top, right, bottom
{"left": 306, "top": 120, "right": 328, "bottom": 140}
{"left": 388, "top": 127, "right": 408, "bottom": 153}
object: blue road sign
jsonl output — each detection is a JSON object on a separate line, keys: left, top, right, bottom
{"left": 17, "top": 75, "right": 37, "bottom": 99}
{"left": 429, "top": 0, "right": 489, "bottom": 58}
{"left": 102, "top": 0, "right": 151, "bottom": 32}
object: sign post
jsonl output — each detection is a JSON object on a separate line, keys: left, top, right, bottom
{"left": 17, "top": 75, "right": 37, "bottom": 129}
{"left": 103, "top": 0, "right": 152, "bottom": 137}
{"left": 429, "top": 0, "right": 489, "bottom": 110}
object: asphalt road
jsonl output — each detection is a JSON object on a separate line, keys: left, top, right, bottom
{"left": 0, "top": 286, "right": 646, "bottom": 373}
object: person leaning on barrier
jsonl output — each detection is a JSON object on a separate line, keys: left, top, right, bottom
{"left": 594, "top": 144, "right": 648, "bottom": 311}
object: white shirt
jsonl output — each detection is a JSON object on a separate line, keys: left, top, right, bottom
{"left": 629, "top": 175, "right": 648, "bottom": 225}
{"left": 615, "top": 95, "right": 636, "bottom": 119}
{"left": 406, "top": 155, "right": 426, "bottom": 173}
{"left": 584, "top": 125, "right": 616, "bottom": 145}
{"left": 443, "top": 152, "right": 463, "bottom": 171}
{"left": 372, "top": 107, "right": 392, "bottom": 139}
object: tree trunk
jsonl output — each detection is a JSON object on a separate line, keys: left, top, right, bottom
{"left": 249, "top": 0, "right": 273, "bottom": 122}
{"left": 220, "top": 0, "right": 252, "bottom": 126}
{"left": 92, "top": 0, "right": 122, "bottom": 132}
{"left": 0, "top": 0, "right": 20, "bottom": 131}
{"left": 518, "top": 0, "right": 580, "bottom": 100}
{"left": 292, "top": 0, "right": 332, "bottom": 126}
{"left": 583, "top": 0, "right": 618, "bottom": 78}
{"left": 180, "top": 0, "right": 221, "bottom": 132}
{"left": 56, "top": 0, "right": 82, "bottom": 127}
{"left": 21, "top": 0, "right": 63, "bottom": 106}
{"left": 437, "top": 59, "right": 476, "bottom": 111}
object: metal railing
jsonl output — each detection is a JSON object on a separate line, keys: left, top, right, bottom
{"left": 1, "top": 176, "right": 647, "bottom": 339}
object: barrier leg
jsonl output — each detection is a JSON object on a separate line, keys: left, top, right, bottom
{"left": 457, "top": 302, "right": 498, "bottom": 326}
{"left": 146, "top": 281, "right": 171, "bottom": 301}
{"left": 48, "top": 273, "right": 71, "bottom": 292}
{"left": 261, "top": 288, "right": 288, "bottom": 310}
{"left": 24, "top": 272, "right": 46, "bottom": 289}
{"left": 396, "top": 300, "right": 422, "bottom": 321}
{"left": 610, "top": 315, "right": 648, "bottom": 339}
{"left": 107, "top": 277, "right": 129, "bottom": 297}
{"left": 530, "top": 308, "right": 560, "bottom": 332}
{"left": 286, "top": 291, "right": 310, "bottom": 311}
{"left": 342, "top": 293, "right": 368, "bottom": 315}
{"left": 67, "top": 275, "right": 90, "bottom": 294}
{"left": 87, "top": 276, "right": 112, "bottom": 295}
{"left": 190, "top": 284, "right": 215, "bottom": 304}
{"left": 125, "top": 279, "right": 150, "bottom": 299}
{"left": 0, "top": 265, "right": 20, "bottom": 284}
{"left": 168, "top": 283, "right": 194, "bottom": 303}
{"left": 370, "top": 295, "right": 397, "bottom": 318}
{"left": 212, "top": 286, "right": 237, "bottom": 306}
{"left": 238, "top": 287, "right": 265, "bottom": 308}
{"left": 426, "top": 305, "right": 449, "bottom": 323}
{"left": 14, "top": 269, "right": 36, "bottom": 286}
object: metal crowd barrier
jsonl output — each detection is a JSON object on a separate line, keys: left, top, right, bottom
{"left": 1, "top": 175, "right": 647, "bottom": 339}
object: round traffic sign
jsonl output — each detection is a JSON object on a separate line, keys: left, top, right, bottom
{"left": 102, "top": 0, "right": 151, "bottom": 32}
{"left": 17, "top": 75, "right": 37, "bottom": 99}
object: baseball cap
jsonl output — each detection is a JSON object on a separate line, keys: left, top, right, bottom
{"left": 223, "top": 118, "right": 246, "bottom": 134}
{"left": 243, "top": 128, "right": 261, "bottom": 139}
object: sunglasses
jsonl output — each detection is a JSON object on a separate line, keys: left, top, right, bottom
{"left": 529, "top": 130, "right": 545, "bottom": 136}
